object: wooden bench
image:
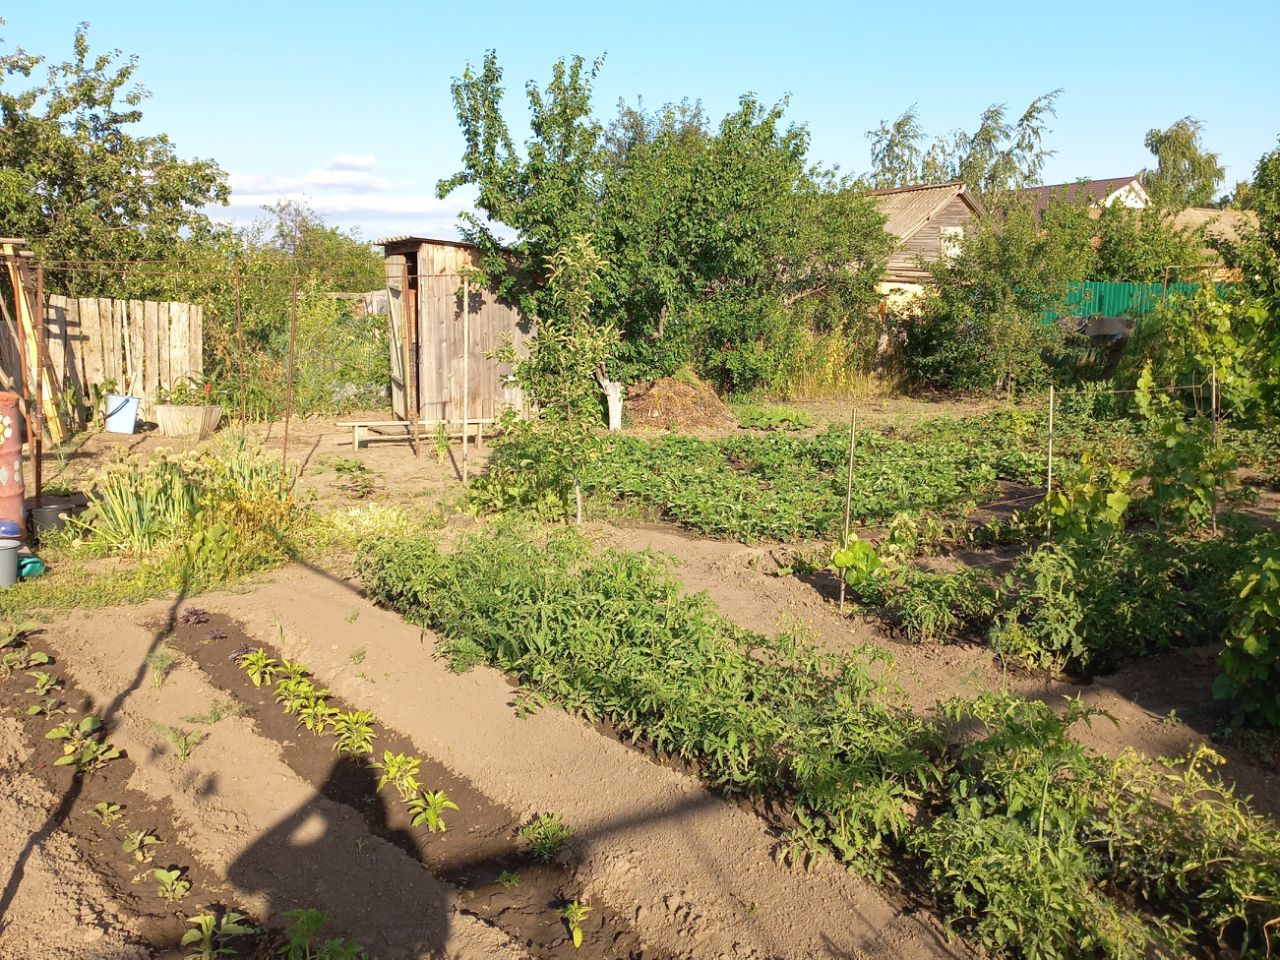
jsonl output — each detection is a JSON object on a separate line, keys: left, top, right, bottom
{"left": 337, "top": 418, "right": 495, "bottom": 450}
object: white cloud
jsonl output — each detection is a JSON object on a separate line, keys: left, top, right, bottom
{"left": 329, "top": 153, "right": 377, "bottom": 171}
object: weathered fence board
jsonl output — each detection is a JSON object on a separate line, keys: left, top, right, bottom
{"left": 4, "top": 294, "right": 205, "bottom": 423}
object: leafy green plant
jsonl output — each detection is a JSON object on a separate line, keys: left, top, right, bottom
{"left": 89, "top": 801, "right": 123, "bottom": 826}
{"left": 433, "top": 422, "right": 450, "bottom": 465}
{"left": 296, "top": 697, "right": 338, "bottom": 735}
{"left": 240, "top": 648, "right": 280, "bottom": 687}
{"left": 518, "top": 813, "right": 573, "bottom": 862}
{"left": 733, "top": 404, "right": 814, "bottom": 431}
{"left": 158, "top": 725, "right": 205, "bottom": 763}
{"left": 1214, "top": 536, "right": 1280, "bottom": 727}
{"left": 886, "top": 568, "right": 997, "bottom": 644}
{"left": 145, "top": 649, "right": 175, "bottom": 689}
{"left": 21, "top": 697, "right": 65, "bottom": 718}
{"left": 181, "top": 910, "right": 257, "bottom": 959}
{"left": 122, "top": 829, "right": 159, "bottom": 862}
{"left": 24, "top": 670, "right": 61, "bottom": 696}
{"left": 278, "top": 908, "right": 367, "bottom": 960}
{"left": 1037, "top": 454, "right": 1132, "bottom": 541}
{"left": 407, "top": 789, "right": 458, "bottom": 834}
{"left": 370, "top": 751, "right": 421, "bottom": 802}
{"left": 327, "top": 458, "right": 379, "bottom": 499}
{"left": 46, "top": 715, "right": 121, "bottom": 771}
{"left": 830, "top": 533, "right": 887, "bottom": 605}
{"left": 330, "top": 710, "right": 375, "bottom": 756}
{"left": 154, "top": 866, "right": 191, "bottom": 902}
{"left": 497, "top": 869, "right": 521, "bottom": 888}
{"left": 559, "top": 900, "right": 591, "bottom": 949}
{"left": 0, "top": 644, "right": 50, "bottom": 679}
{"left": 182, "top": 697, "right": 251, "bottom": 725}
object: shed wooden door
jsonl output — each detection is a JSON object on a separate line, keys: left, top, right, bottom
{"left": 416, "top": 275, "right": 528, "bottom": 423}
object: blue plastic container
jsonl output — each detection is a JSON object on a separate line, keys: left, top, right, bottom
{"left": 105, "top": 394, "right": 141, "bottom": 434}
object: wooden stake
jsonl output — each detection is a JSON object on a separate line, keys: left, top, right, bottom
{"left": 1045, "top": 384, "right": 1055, "bottom": 537}
{"left": 1211, "top": 365, "right": 1219, "bottom": 536}
{"left": 839, "top": 404, "right": 857, "bottom": 614}
{"left": 462, "top": 276, "right": 470, "bottom": 484}
{"left": 34, "top": 262, "right": 45, "bottom": 505}
{"left": 399, "top": 260, "right": 415, "bottom": 455}
{"left": 282, "top": 277, "right": 297, "bottom": 477}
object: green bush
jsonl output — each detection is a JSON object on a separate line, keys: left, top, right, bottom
{"left": 885, "top": 567, "right": 997, "bottom": 644}
{"left": 991, "top": 528, "right": 1254, "bottom": 675}
{"left": 1214, "top": 537, "right": 1280, "bottom": 727}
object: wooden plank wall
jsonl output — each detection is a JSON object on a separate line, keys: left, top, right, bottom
{"left": 20, "top": 294, "right": 205, "bottom": 421}
{"left": 885, "top": 196, "right": 977, "bottom": 283}
{"left": 415, "top": 269, "right": 528, "bottom": 423}
{"left": 385, "top": 256, "right": 407, "bottom": 419}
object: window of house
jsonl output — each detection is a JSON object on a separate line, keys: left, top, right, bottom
{"left": 940, "top": 225, "right": 964, "bottom": 260}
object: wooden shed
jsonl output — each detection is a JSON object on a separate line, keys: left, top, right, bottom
{"left": 869, "top": 182, "right": 984, "bottom": 289}
{"left": 380, "top": 236, "right": 531, "bottom": 426}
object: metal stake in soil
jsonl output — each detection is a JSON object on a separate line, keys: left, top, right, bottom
{"left": 1045, "top": 384, "right": 1055, "bottom": 538}
{"left": 839, "top": 405, "right": 857, "bottom": 614}
{"left": 282, "top": 276, "right": 298, "bottom": 478}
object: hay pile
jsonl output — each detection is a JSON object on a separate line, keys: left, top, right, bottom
{"left": 624, "top": 376, "right": 737, "bottom": 431}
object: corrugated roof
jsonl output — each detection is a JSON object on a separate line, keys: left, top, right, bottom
{"left": 1022, "top": 177, "right": 1145, "bottom": 216}
{"left": 375, "top": 235, "right": 480, "bottom": 249}
{"left": 867, "top": 182, "right": 980, "bottom": 242}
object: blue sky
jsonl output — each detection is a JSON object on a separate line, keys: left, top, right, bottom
{"left": 8, "top": 1, "right": 1280, "bottom": 241}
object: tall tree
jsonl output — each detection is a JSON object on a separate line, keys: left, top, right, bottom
{"left": 865, "top": 91, "right": 1061, "bottom": 198}
{"left": 1213, "top": 138, "right": 1280, "bottom": 296}
{"left": 0, "top": 23, "right": 228, "bottom": 293}
{"left": 1140, "top": 118, "right": 1225, "bottom": 212}
{"left": 439, "top": 52, "right": 892, "bottom": 394}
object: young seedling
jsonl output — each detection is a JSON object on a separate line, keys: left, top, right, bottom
{"left": 22, "top": 697, "right": 66, "bottom": 718}
{"left": 497, "top": 869, "right": 521, "bottom": 889}
{"left": 330, "top": 710, "right": 376, "bottom": 757}
{"left": 46, "top": 716, "right": 121, "bottom": 772}
{"left": 161, "top": 725, "right": 206, "bottom": 763}
{"left": 89, "top": 801, "right": 124, "bottom": 826}
{"left": 296, "top": 698, "right": 338, "bottom": 735}
{"left": 24, "top": 670, "right": 61, "bottom": 696}
{"left": 182, "top": 697, "right": 250, "bottom": 725}
{"left": 407, "top": 789, "right": 458, "bottom": 834}
{"left": 280, "top": 909, "right": 367, "bottom": 960}
{"left": 370, "top": 751, "right": 421, "bottom": 801}
{"left": 559, "top": 900, "right": 591, "bottom": 949}
{"left": 239, "top": 649, "right": 280, "bottom": 688}
{"left": 518, "top": 814, "right": 573, "bottom": 862}
{"left": 349, "top": 646, "right": 366, "bottom": 665}
{"left": 144, "top": 649, "right": 175, "bottom": 689}
{"left": 122, "top": 829, "right": 160, "bottom": 862}
{"left": 1, "top": 646, "right": 50, "bottom": 679}
{"left": 181, "top": 910, "right": 257, "bottom": 959}
{"left": 434, "top": 422, "right": 450, "bottom": 464}
{"left": 154, "top": 866, "right": 191, "bottom": 902}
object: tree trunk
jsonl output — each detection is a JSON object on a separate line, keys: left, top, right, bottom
{"left": 595, "top": 368, "right": 624, "bottom": 432}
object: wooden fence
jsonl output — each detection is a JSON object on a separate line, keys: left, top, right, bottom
{"left": 38, "top": 295, "right": 204, "bottom": 419}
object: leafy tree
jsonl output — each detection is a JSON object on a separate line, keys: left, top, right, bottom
{"left": 0, "top": 23, "right": 228, "bottom": 293}
{"left": 439, "top": 52, "right": 892, "bottom": 395}
{"left": 1094, "top": 204, "right": 1206, "bottom": 282}
{"left": 1139, "top": 118, "right": 1224, "bottom": 212}
{"left": 491, "top": 234, "right": 617, "bottom": 523}
{"left": 1213, "top": 139, "right": 1280, "bottom": 297}
{"left": 866, "top": 91, "right": 1061, "bottom": 199}
{"left": 900, "top": 197, "right": 1096, "bottom": 390}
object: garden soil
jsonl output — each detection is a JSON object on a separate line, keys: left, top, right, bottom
{"left": 0, "top": 718, "right": 147, "bottom": 960}
{"left": 43, "top": 575, "right": 964, "bottom": 960}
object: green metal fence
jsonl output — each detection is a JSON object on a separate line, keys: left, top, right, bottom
{"left": 1045, "top": 281, "right": 1209, "bottom": 323}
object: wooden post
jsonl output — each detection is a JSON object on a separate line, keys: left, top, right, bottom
{"left": 838, "top": 405, "right": 857, "bottom": 614}
{"left": 33, "top": 262, "right": 45, "bottom": 506}
{"left": 1210, "top": 365, "right": 1219, "bottom": 537}
{"left": 1045, "top": 384, "right": 1055, "bottom": 538}
{"left": 282, "top": 277, "right": 298, "bottom": 477}
{"left": 400, "top": 260, "right": 419, "bottom": 458}
{"left": 235, "top": 266, "right": 246, "bottom": 426}
{"left": 462, "top": 276, "right": 470, "bottom": 483}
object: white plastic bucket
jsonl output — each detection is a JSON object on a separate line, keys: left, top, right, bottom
{"left": 0, "top": 539, "right": 19, "bottom": 587}
{"left": 104, "top": 394, "right": 141, "bottom": 434}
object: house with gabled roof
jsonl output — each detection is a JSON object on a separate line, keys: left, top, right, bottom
{"left": 868, "top": 181, "right": 985, "bottom": 291}
{"left": 1021, "top": 176, "right": 1150, "bottom": 218}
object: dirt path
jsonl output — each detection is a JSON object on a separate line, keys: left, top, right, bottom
{"left": 46, "top": 568, "right": 964, "bottom": 960}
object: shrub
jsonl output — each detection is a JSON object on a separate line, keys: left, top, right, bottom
{"left": 1214, "top": 536, "right": 1280, "bottom": 728}
{"left": 885, "top": 568, "right": 997, "bottom": 644}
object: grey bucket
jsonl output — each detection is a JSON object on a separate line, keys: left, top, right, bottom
{"left": 0, "top": 539, "right": 19, "bottom": 588}
{"left": 29, "top": 504, "right": 71, "bottom": 543}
